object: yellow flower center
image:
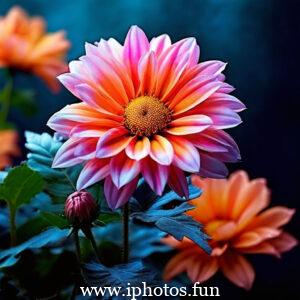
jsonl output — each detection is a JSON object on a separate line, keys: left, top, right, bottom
{"left": 124, "top": 96, "right": 172, "bottom": 136}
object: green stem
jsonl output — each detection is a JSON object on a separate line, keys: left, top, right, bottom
{"left": 82, "top": 226, "right": 102, "bottom": 263}
{"left": 9, "top": 205, "right": 17, "bottom": 246}
{"left": 74, "top": 229, "right": 81, "bottom": 263}
{"left": 122, "top": 202, "right": 129, "bottom": 263}
{"left": 0, "top": 73, "right": 13, "bottom": 124}
{"left": 71, "top": 229, "right": 81, "bottom": 300}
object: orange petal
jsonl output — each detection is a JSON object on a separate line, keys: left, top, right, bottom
{"left": 163, "top": 250, "right": 198, "bottom": 281}
{"left": 248, "top": 206, "right": 296, "bottom": 229}
{"left": 219, "top": 251, "right": 255, "bottom": 290}
{"left": 231, "top": 178, "right": 270, "bottom": 227}
{"left": 150, "top": 135, "right": 174, "bottom": 165}
{"left": 187, "top": 255, "right": 218, "bottom": 283}
{"left": 233, "top": 227, "right": 281, "bottom": 248}
{"left": 138, "top": 51, "right": 157, "bottom": 95}
{"left": 206, "top": 220, "right": 237, "bottom": 241}
{"left": 226, "top": 170, "right": 249, "bottom": 217}
{"left": 162, "top": 236, "right": 195, "bottom": 249}
{"left": 125, "top": 136, "right": 150, "bottom": 160}
{"left": 167, "top": 114, "right": 212, "bottom": 135}
{"left": 269, "top": 232, "right": 298, "bottom": 253}
{"left": 167, "top": 135, "right": 200, "bottom": 172}
{"left": 188, "top": 176, "right": 215, "bottom": 223}
{"left": 238, "top": 241, "right": 280, "bottom": 257}
{"left": 96, "top": 127, "right": 133, "bottom": 158}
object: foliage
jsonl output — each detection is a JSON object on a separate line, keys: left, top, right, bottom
{"left": 0, "top": 131, "right": 211, "bottom": 298}
{"left": 131, "top": 179, "right": 211, "bottom": 253}
{"left": 93, "top": 222, "right": 170, "bottom": 259}
{"left": 0, "top": 227, "right": 69, "bottom": 268}
{"left": 83, "top": 260, "right": 159, "bottom": 297}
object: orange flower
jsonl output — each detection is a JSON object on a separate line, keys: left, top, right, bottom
{"left": 163, "top": 171, "right": 297, "bottom": 290}
{"left": 0, "top": 129, "right": 20, "bottom": 169}
{"left": 0, "top": 6, "right": 70, "bottom": 92}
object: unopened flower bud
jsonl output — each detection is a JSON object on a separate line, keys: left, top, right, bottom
{"left": 65, "top": 190, "right": 99, "bottom": 227}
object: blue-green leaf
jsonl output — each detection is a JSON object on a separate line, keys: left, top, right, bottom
{"left": 130, "top": 178, "right": 211, "bottom": 254}
{"left": 0, "top": 227, "right": 69, "bottom": 268}
{"left": 83, "top": 260, "right": 158, "bottom": 297}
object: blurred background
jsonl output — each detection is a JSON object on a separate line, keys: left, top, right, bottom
{"left": 1, "top": 0, "right": 299, "bottom": 298}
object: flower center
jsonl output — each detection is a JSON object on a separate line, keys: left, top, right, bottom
{"left": 124, "top": 96, "right": 172, "bottom": 136}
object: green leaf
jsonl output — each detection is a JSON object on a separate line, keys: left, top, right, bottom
{"left": 40, "top": 212, "right": 68, "bottom": 229}
{"left": 0, "top": 164, "right": 44, "bottom": 210}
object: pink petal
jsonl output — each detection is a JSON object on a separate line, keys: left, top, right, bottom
{"left": 47, "top": 103, "right": 121, "bottom": 137}
{"left": 57, "top": 73, "right": 81, "bottom": 97}
{"left": 110, "top": 151, "right": 140, "bottom": 188}
{"left": 173, "top": 81, "right": 221, "bottom": 115}
{"left": 155, "top": 41, "right": 191, "bottom": 98}
{"left": 141, "top": 157, "right": 169, "bottom": 195}
{"left": 201, "top": 106, "right": 242, "bottom": 129}
{"left": 73, "top": 138, "right": 98, "bottom": 157}
{"left": 198, "top": 153, "right": 228, "bottom": 178}
{"left": 76, "top": 158, "right": 110, "bottom": 190}
{"left": 187, "top": 133, "right": 230, "bottom": 153}
{"left": 106, "top": 38, "right": 123, "bottom": 62}
{"left": 138, "top": 51, "right": 157, "bottom": 95}
{"left": 219, "top": 251, "right": 255, "bottom": 290}
{"left": 205, "top": 145, "right": 240, "bottom": 163}
{"left": 70, "top": 124, "right": 109, "bottom": 138}
{"left": 93, "top": 39, "right": 135, "bottom": 99}
{"left": 167, "top": 114, "right": 212, "bottom": 135}
{"left": 104, "top": 176, "right": 139, "bottom": 209}
{"left": 96, "top": 127, "right": 134, "bottom": 158}
{"left": 149, "top": 135, "right": 174, "bottom": 165}
{"left": 208, "top": 93, "right": 246, "bottom": 112}
{"left": 79, "top": 55, "right": 129, "bottom": 106}
{"left": 74, "top": 83, "right": 124, "bottom": 115}
{"left": 52, "top": 137, "right": 95, "bottom": 168}
{"left": 150, "top": 34, "right": 171, "bottom": 57}
{"left": 196, "top": 60, "right": 227, "bottom": 76}
{"left": 123, "top": 25, "right": 150, "bottom": 90}
{"left": 218, "top": 82, "right": 235, "bottom": 93}
{"left": 168, "top": 165, "right": 189, "bottom": 199}
{"left": 125, "top": 136, "right": 150, "bottom": 160}
{"left": 167, "top": 135, "right": 200, "bottom": 173}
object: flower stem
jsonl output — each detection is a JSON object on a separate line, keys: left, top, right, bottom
{"left": 70, "top": 229, "right": 81, "bottom": 300}
{"left": 0, "top": 72, "right": 13, "bottom": 124}
{"left": 122, "top": 202, "right": 129, "bottom": 263}
{"left": 82, "top": 226, "right": 102, "bottom": 263}
{"left": 74, "top": 228, "right": 81, "bottom": 263}
{"left": 8, "top": 204, "right": 17, "bottom": 246}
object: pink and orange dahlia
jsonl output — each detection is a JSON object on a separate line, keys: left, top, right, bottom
{"left": 163, "top": 171, "right": 297, "bottom": 290}
{"left": 48, "top": 26, "right": 245, "bottom": 209}
{"left": 0, "top": 6, "right": 70, "bottom": 92}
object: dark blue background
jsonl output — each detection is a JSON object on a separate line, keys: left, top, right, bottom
{"left": 1, "top": 0, "right": 299, "bottom": 298}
